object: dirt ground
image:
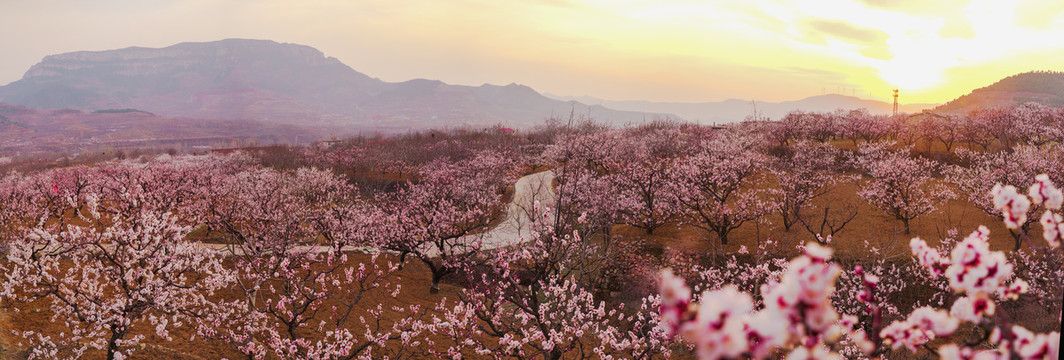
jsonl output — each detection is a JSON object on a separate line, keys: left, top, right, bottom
{"left": 627, "top": 178, "right": 1015, "bottom": 259}
{"left": 0, "top": 251, "right": 464, "bottom": 360}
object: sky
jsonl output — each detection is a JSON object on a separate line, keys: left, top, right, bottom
{"left": 3, "top": 0, "right": 1064, "bottom": 104}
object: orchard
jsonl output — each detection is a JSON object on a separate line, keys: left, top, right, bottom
{"left": 0, "top": 107, "right": 1061, "bottom": 359}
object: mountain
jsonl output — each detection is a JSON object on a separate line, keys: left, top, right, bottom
{"left": 546, "top": 94, "right": 936, "bottom": 124}
{"left": 0, "top": 39, "right": 671, "bottom": 131}
{"left": 349, "top": 79, "right": 671, "bottom": 129}
{"left": 935, "top": 71, "right": 1064, "bottom": 114}
{"left": 0, "top": 39, "right": 379, "bottom": 122}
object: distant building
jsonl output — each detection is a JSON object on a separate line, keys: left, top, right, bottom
{"left": 210, "top": 147, "right": 260, "bottom": 155}
{"left": 497, "top": 127, "right": 516, "bottom": 134}
{"left": 312, "top": 140, "right": 345, "bottom": 149}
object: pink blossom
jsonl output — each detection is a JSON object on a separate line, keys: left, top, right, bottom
{"left": 911, "top": 237, "right": 949, "bottom": 275}
{"left": 681, "top": 286, "right": 752, "bottom": 360}
{"left": 991, "top": 184, "right": 1031, "bottom": 229}
{"left": 785, "top": 344, "right": 843, "bottom": 360}
{"left": 945, "top": 227, "right": 1015, "bottom": 296}
{"left": 659, "top": 269, "right": 691, "bottom": 337}
{"left": 937, "top": 344, "right": 1010, "bottom": 360}
{"left": 1011, "top": 326, "right": 1059, "bottom": 360}
{"left": 879, "top": 319, "right": 934, "bottom": 352}
{"left": 910, "top": 307, "right": 959, "bottom": 335}
{"left": 1038, "top": 210, "right": 1064, "bottom": 248}
{"left": 1028, "top": 174, "right": 1063, "bottom": 210}
{"left": 950, "top": 295, "right": 996, "bottom": 322}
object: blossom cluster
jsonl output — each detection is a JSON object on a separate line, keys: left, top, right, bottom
{"left": 660, "top": 243, "right": 858, "bottom": 360}
{"left": 992, "top": 184, "right": 1031, "bottom": 229}
{"left": 1030, "top": 174, "right": 1064, "bottom": 248}
{"left": 910, "top": 237, "right": 950, "bottom": 276}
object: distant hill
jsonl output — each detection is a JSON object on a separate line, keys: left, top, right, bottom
{"left": 0, "top": 39, "right": 671, "bottom": 130}
{"left": 935, "top": 71, "right": 1064, "bottom": 114}
{"left": 545, "top": 94, "right": 936, "bottom": 124}
{"left": 0, "top": 102, "right": 323, "bottom": 154}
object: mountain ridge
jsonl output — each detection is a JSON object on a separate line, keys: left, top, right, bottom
{"left": 0, "top": 39, "right": 672, "bottom": 130}
{"left": 935, "top": 71, "right": 1064, "bottom": 114}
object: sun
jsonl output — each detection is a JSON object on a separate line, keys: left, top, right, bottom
{"left": 877, "top": 60, "right": 945, "bottom": 92}
{"left": 870, "top": 30, "right": 962, "bottom": 93}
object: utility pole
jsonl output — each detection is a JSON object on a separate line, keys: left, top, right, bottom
{"left": 892, "top": 89, "right": 899, "bottom": 116}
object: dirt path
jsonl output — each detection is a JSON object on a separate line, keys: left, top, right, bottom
{"left": 456, "top": 169, "right": 556, "bottom": 253}
{"left": 205, "top": 170, "right": 557, "bottom": 257}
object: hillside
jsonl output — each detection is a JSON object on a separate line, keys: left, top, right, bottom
{"left": 936, "top": 71, "right": 1064, "bottom": 113}
{"left": 0, "top": 102, "right": 323, "bottom": 154}
{"left": 0, "top": 39, "right": 670, "bottom": 130}
{"left": 546, "top": 93, "right": 936, "bottom": 124}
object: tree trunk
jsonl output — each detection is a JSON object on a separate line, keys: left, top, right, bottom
{"left": 397, "top": 251, "right": 408, "bottom": 270}
{"left": 781, "top": 210, "right": 795, "bottom": 232}
{"left": 106, "top": 329, "right": 124, "bottom": 360}
{"left": 430, "top": 267, "right": 445, "bottom": 294}
{"left": 1009, "top": 229, "right": 1023, "bottom": 251}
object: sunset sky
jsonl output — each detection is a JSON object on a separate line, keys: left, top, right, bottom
{"left": 3, "top": 0, "right": 1064, "bottom": 104}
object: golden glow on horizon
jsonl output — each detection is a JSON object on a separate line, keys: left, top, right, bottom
{"left": 596, "top": 0, "right": 1064, "bottom": 102}
{"left": 3, "top": 0, "right": 1064, "bottom": 104}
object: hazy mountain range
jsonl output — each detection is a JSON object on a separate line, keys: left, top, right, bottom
{"left": 0, "top": 39, "right": 1060, "bottom": 153}
{"left": 0, "top": 39, "right": 670, "bottom": 132}
{"left": 546, "top": 94, "right": 936, "bottom": 124}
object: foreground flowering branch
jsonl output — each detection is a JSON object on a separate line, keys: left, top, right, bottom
{"left": 660, "top": 243, "right": 858, "bottom": 359}
{"left": 660, "top": 174, "right": 1062, "bottom": 360}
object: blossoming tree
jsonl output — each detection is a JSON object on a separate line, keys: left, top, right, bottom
{"left": 951, "top": 145, "right": 1064, "bottom": 250}
{"left": 769, "top": 142, "right": 854, "bottom": 232}
{"left": 427, "top": 203, "right": 672, "bottom": 359}
{"left": 856, "top": 145, "right": 955, "bottom": 234}
{"left": 673, "top": 135, "right": 777, "bottom": 245}
{"left": 1, "top": 163, "right": 233, "bottom": 360}
{"left": 376, "top": 151, "right": 516, "bottom": 292}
